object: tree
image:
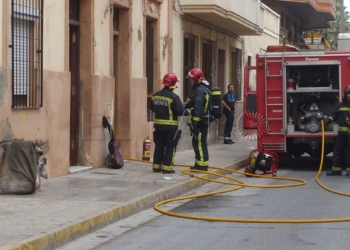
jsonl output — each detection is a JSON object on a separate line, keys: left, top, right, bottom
{"left": 323, "top": 0, "right": 350, "bottom": 49}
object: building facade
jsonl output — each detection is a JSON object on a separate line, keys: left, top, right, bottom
{"left": 0, "top": 0, "right": 335, "bottom": 178}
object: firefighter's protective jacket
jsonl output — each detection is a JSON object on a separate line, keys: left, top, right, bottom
{"left": 150, "top": 87, "right": 190, "bottom": 129}
{"left": 186, "top": 83, "right": 211, "bottom": 125}
{"left": 329, "top": 99, "right": 350, "bottom": 133}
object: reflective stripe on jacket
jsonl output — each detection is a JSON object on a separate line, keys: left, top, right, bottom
{"left": 186, "top": 84, "right": 211, "bottom": 123}
{"left": 329, "top": 100, "right": 350, "bottom": 134}
{"left": 150, "top": 87, "right": 190, "bottom": 129}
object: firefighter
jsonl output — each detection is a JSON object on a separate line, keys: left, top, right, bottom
{"left": 185, "top": 68, "right": 212, "bottom": 171}
{"left": 325, "top": 85, "right": 350, "bottom": 176}
{"left": 150, "top": 73, "right": 191, "bottom": 174}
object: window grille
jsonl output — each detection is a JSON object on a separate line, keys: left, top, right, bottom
{"left": 10, "top": 0, "right": 43, "bottom": 108}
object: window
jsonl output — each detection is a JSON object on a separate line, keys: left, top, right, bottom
{"left": 113, "top": 8, "right": 119, "bottom": 33}
{"left": 112, "top": 7, "right": 119, "bottom": 77}
{"left": 69, "top": 0, "right": 79, "bottom": 22}
{"left": 10, "top": 0, "right": 43, "bottom": 108}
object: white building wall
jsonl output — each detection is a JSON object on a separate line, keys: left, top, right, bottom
{"left": 183, "top": 0, "right": 262, "bottom": 29}
{"left": 243, "top": 3, "right": 279, "bottom": 92}
{"left": 94, "top": 0, "right": 111, "bottom": 76}
{"left": 0, "top": 1, "right": 3, "bottom": 68}
{"left": 229, "top": 0, "right": 261, "bottom": 26}
{"left": 131, "top": 1, "right": 144, "bottom": 78}
{"left": 244, "top": 3, "right": 280, "bottom": 67}
{"left": 159, "top": 0, "right": 168, "bottom": 83}
{"left": 43, "top": 0, "right": 65, "bottom": 72}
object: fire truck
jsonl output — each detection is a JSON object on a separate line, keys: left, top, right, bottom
{"left": 242, "top": 38, "right": 350, "bottom": 172}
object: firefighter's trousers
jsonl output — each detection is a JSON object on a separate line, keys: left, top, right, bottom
{"left": 153, "top": 128, "right": 178, "bottom": 171}
{"left": 332, "top": 132, "right": 350, "bottom": 172}
{"left": 192, "top": 126, "right": 209, "bottom": 168}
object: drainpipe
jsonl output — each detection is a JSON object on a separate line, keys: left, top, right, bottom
{"left": 168, "top": 0, "right": 173, "bottom": 71}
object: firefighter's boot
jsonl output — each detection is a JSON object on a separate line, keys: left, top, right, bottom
{"left": 326, "top": 170, "right": 342, "bottom": 176}
{"left": 190, "top": 166, "right": 208, "bottom": 171}
{"left": 162, "top": 169, "right": 175, "bottom": 174}
{"left": 153, "top": 164, "right": 161, "bottom": 173}
{"left": 198, "top": 166, "right": 208, "bottom": 171}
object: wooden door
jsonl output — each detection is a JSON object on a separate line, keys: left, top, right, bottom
{"left": 69, "top": 25, "right": 80, "bottom": 166}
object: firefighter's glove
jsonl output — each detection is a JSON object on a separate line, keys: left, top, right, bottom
{"left": 190, "top": 121, "right": 199, "bottom": 135}
{"left": 185, "top": 108, "right": 192, "bottom": 116}
{"left": 325, "top": 117, "right": 333, "bottom": 126}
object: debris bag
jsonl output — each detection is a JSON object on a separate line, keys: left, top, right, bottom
{"left": 0, "top": 140, "right": 39, "bottom": 194}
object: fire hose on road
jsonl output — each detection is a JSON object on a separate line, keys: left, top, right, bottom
{"left": 149, "top": 121, "right": 350, "bottom": 223}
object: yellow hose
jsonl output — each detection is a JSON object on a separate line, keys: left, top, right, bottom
{"left": 148, "top": 121, "right": 350, "bottom": 223}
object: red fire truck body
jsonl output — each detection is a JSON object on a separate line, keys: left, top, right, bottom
{"left": 244, "top": 48, "right": 350, "bottom": 164}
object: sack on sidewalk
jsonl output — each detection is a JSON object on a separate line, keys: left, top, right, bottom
{"left": 0, "top": 140, "right": 45, "bottom": 194}
{"left": 103, "top": 116, "right": 124, "bottom": 169}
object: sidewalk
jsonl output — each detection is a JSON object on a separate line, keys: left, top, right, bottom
{"left": 0, "top": 138, "right": 255, "bottom": 250}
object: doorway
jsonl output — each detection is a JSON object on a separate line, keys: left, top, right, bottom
{"left": 146, "top": 22, "right": 154, "bottom": 122}
{"left": 69, "top": 0, "right": 80, "bottom": 166}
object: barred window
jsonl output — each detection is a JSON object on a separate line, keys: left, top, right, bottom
{"left": 10, "top": 0, "right": 43, "bottom": 108}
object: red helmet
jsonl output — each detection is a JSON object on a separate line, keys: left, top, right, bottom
{"left": 162, "top": 73, "right": 180, "bottom": 87}
{"left": 186, "top": 68, "right": 205, "bottom": 83}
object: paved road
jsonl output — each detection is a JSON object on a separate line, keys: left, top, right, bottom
{"left": 57, "top": 170, "right": 350, "bottom": 250}
{"left": 0, "top": 139, "right": 255, "bottom": 250}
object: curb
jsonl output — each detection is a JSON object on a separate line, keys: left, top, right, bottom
{"left": 1, "top": 158, "right": 247, "bottom": 250}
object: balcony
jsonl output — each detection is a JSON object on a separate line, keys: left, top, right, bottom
{"left": 180, "top": 0, "right": 263, "bottom": 36}
{"left": 278, "top": 0, "right": 336, "bottom": 29}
